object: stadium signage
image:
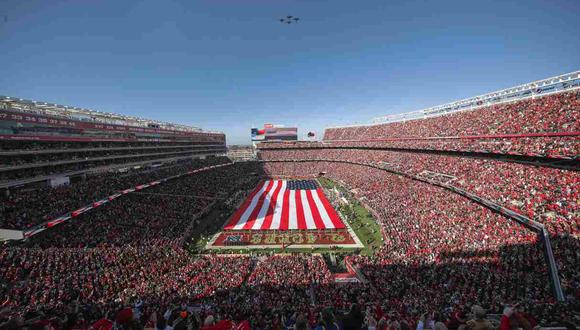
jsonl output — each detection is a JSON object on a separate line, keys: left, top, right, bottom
{"left": 0, "top": 109, "right": 225, "bottom": 140}
{"left": 212, "top": 230, "right": 356, "bottom": 247}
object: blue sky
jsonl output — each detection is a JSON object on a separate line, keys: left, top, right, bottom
{"left": 1, "top": 0, "right": 579, "bottom": 144}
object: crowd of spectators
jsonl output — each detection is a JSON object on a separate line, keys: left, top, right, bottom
{"left": 262, "top": 161, "right": 579, "bottom": 304}
{"left": 248, "top": 255, "right": 333, "bottom": 286}
{"left": 316, "top": 90, "right": 580, "bottom": 158}
{"left": 0, "top": 162, "right": 263, "bottom": 325}
{"left": 258, "top": 149, "right": 579, "bottom": 236}
{"left": 0, "top": 157, "right": 231, "bottom": 230}
{"left": 0, "top": 145, "right": 224, "bottom": 168}
{"left": 24, "top": 193, "right": 211, "bottom": 248}
{"left": 21, "top": 162, "right": 261, "bottom": 248}
{"left": 0, "top": 153, "right": 578, "bottom": 328}
{"left": 260, "top": 135, "right": 579, "bottom": 159}
{"left": 0, "top": 162, "right": 578, "bottom": 329}
{"left": 258, "top": 92, "right": 579, "bottom": 316}
{"left": 324, "top": 90, "right": 580, "bottom": 139}
{"left": 0, "top": 140, "right": 215, "bottom": 152}
{"left": 0, "top": 149, "right": 226, "bottom": 182}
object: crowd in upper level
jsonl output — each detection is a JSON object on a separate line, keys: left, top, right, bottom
{"left": 0, "top": 140, "right": 215, "bottom": 152}
{"left": 324, "top": 91, "right": 580, "bottom": 140}
{"left": 312, "top": 91, "right": 580, "bottom": 158}
{"left": 0, "top": 144, "right": 224, "bottom": 168}
{"left": 261, "top": 136, "right": 578, "bottom": 159}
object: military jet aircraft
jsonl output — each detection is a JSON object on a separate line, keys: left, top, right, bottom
{"left": 279, "top": 15, "right": 299, "bottom": 24}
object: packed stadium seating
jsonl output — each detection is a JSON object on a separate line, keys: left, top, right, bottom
{"left": 0, "top": 143, "right": 226, "bottom": 182}
{"left": 22, "top": 162, "right": 260, "bottom": 247}
{"left": 254, "top": 89, "right": 579, "bottom": 326}
{"left": 258, "top": 149, "right": 579, "bottom": 236}
{"left": 1, "top": 89, "right": 579, "bottom": 330}
{"left": 324, "top": 91, "right": 580, "bottom": 138}
{"left": 320, "top": 91, "right": 580, "bottom": 158}
{"left": 1, "top": 158, "right": 577, "bottom": 329}
{"left": 260, "top": 159, "right": 578, "bottom": 293}
{"left": 0, "top": 143, "right": 224, "bottom": 168}
{"left": 0, "top": 157, "right": 232, "bottom": 230}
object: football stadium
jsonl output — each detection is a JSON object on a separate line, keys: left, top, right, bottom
{"left": 1, "top": 1, "right": 579, "bottom": 329}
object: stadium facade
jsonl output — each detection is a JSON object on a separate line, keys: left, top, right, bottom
{"left": 0, "top": 96, "right": 226, "bottom": 188}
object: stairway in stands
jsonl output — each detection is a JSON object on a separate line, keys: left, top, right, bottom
{"left": 322, "top": 253, "right": 360, "bottom": 283}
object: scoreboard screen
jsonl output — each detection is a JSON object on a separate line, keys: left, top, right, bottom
{"left": 252, "top": 125, "right": 297, "bottom": 141}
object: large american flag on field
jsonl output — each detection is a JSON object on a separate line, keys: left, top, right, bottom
{"left": 224, "top": 180, "right": 346, "bottom": 230}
